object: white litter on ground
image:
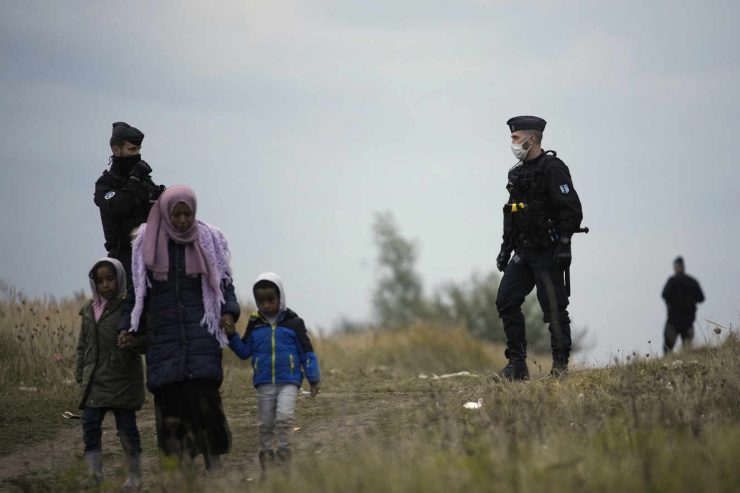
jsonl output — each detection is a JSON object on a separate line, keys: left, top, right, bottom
{"left": 463, "top": 398, "right": 483, "bottom": 410}
{"left": 439, "top": 371, "right": 474, "bottom": 379}
{"left": 418, "top": 371, "right": 479, "bottom": 380}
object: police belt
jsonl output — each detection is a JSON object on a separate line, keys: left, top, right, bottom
{"left": 503, "top": 201, "right": 557, "bottom": 250}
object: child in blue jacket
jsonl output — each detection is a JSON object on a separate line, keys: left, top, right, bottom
{"left": 225, "top": 272, "right": 320, "bottom": 475}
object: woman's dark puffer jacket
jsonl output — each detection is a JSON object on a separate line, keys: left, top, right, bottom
{"left": 120, "top": 241, "right": 240, "bottom": 391}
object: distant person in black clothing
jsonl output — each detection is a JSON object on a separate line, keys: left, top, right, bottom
{"left": 662, "top": 256, "right": 704, "bottom": 353}
{"left": 94, "top": 122, "right": 165, "bottom": 278}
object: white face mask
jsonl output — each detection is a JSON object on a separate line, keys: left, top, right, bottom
{"left": 511, "top": 136, "right": 532, "bottom": 161}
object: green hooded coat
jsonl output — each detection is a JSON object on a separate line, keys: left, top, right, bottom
{"left": 75, "top": 258, "right": 146, "bottom": 410}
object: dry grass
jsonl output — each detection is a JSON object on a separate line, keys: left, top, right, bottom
{"left": 1, "top": 293, "right": 739, "bottom": 492}
{"left": 261, "top": 334, "right": 740, "bottom": 493}
{"left": 0, "top": 295, "right": 84, "bottom": 390}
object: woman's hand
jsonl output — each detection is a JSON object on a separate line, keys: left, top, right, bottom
{"left": 220, "top": 314, "right": 236, "bottom": 336}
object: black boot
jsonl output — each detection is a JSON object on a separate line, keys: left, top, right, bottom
{"left": 204, "top": 453, "right": 222, "bottom": 472}
{"left": 258, "top": 450, "right": 275, "bottom": 481}
{"left": 499, "top": 360, "right": 529, "bottom": 381}
{"left": 550, "top": 354, "right": 569, "bottom": 378}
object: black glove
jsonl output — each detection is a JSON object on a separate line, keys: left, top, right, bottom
{"left": 497, "top": 245, "right": 512, "bottom": 272}
{"left": 149, "top": 184, "right": 166, "bottom": 202}
{"left": 554, "top": 236, "right": 572, "bottom": 270}
{"left": 130, "top": 160, "right": 152, "bottom": 181}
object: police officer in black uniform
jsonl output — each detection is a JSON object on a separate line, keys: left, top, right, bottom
{"left": 495, "top": 116, "right": 583, "bottom": 380}
{"left": 94, "top": 122, "right": 164, "bottom": 279}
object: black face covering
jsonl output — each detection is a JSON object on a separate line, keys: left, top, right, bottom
{"left": 110, "top": 154, "right": 141, "bottom": 175}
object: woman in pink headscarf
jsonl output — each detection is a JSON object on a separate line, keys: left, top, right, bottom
{"left": 118, "top": 185, "right": 239, "bottom": 470}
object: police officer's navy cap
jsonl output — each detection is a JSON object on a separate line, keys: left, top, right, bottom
{"left": 111, "top": 122, "right": 144, "bottom": 146}
{"left": 507, "top": 116, "right": 546, "bottom": 133}
{"left": 674, "top": 256, "right": 684, "bottom": 265}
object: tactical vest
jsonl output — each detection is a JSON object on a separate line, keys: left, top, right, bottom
{"left": 98, "top": 169, "right": 159, "bottom": 254}
{"left": 503, "top": 151, "right": 558, "bottom": 250}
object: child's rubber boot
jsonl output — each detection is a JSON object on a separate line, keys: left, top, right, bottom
{"left": 120, "top": 454, "right": 142, "bottom": 492}
{"left": 84, "top": 450, "right": 103, "bottom": 487}
{"left": 276, "top": 447, "right": 292, "bottom": 474}
{"left": 258, "top": 450, "right": 275, "bottom": 481}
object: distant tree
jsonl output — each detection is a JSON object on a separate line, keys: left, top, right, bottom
{"left": 368, "top": 211, "right": 587, "bottom": 353}
{"left": 372, "top": 212, "right": 427, "bottom": 329}
{"left": 429, "top": 271, "right": 550, "bottom": 352}
{"left": 429, "top": 272, "right": 500, "bottom": 340}
{"left": 335, "top": 316, "right": 374, "bottom": 334}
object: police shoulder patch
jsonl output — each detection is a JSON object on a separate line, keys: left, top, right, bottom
{"left": 104, "top": 191, "right": 116, "bottom": 200}
{"left": 559, "top": 184, "right": 570, "bottom": 195}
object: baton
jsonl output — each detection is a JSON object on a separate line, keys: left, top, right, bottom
{"left": 564, "top": 226, "right": 589, "bottom": 296}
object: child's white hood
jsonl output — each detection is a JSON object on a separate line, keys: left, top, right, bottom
{"left": 89, "top": 257, "right": 127, "bottom": 303}
{"left": 253, "top": 272, "right": 287, "bottom": 312}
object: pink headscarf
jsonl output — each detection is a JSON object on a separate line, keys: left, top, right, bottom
{"left": 140, "top": 185, "right": 218, "bottom": 292}
{"left": 129, "top": 187, "right": 233, "bottom": 347}
{"left": 89, "top": 257, "right": 127, "bottom": 322}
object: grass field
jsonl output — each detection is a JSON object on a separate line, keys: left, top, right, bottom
{"left": 0, "top": 295, "right": 738, "bottom": 492}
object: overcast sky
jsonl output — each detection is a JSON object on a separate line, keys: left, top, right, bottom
{"left": 1, "top": 0, "right": 738, "bottom": 364}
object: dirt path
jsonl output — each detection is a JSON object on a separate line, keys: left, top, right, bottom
{"left": 0, "top": 388, "right": 418, "bottom": 489}
{"left": 0, "top": 425, "right": 80, "bottom": 480}
{"left": 0, "top": 404, "right": 159, "bottom": 486}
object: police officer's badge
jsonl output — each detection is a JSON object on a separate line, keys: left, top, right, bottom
{"left": 559, "top": 184, "right": 570, "bottom": 194}
{"left": 104, "top": 191, "right": 116, "bottom": 200}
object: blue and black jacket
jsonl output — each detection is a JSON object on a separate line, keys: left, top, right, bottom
{"left": 228, "top": 309, "right": 320, "bottom": 387}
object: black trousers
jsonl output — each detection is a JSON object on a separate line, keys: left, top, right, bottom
{"left": 495, "top": 244, "right": 572, "bottom": 361}
{"left": 81, "top": 407, "right": 141, "bottom": 456}
{"left": 663, "top": 320, "right": 694, "bottom": 353}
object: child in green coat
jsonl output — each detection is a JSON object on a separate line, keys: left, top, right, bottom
{"left": 75, "top": 258, "right": 146, "bottom": 490}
